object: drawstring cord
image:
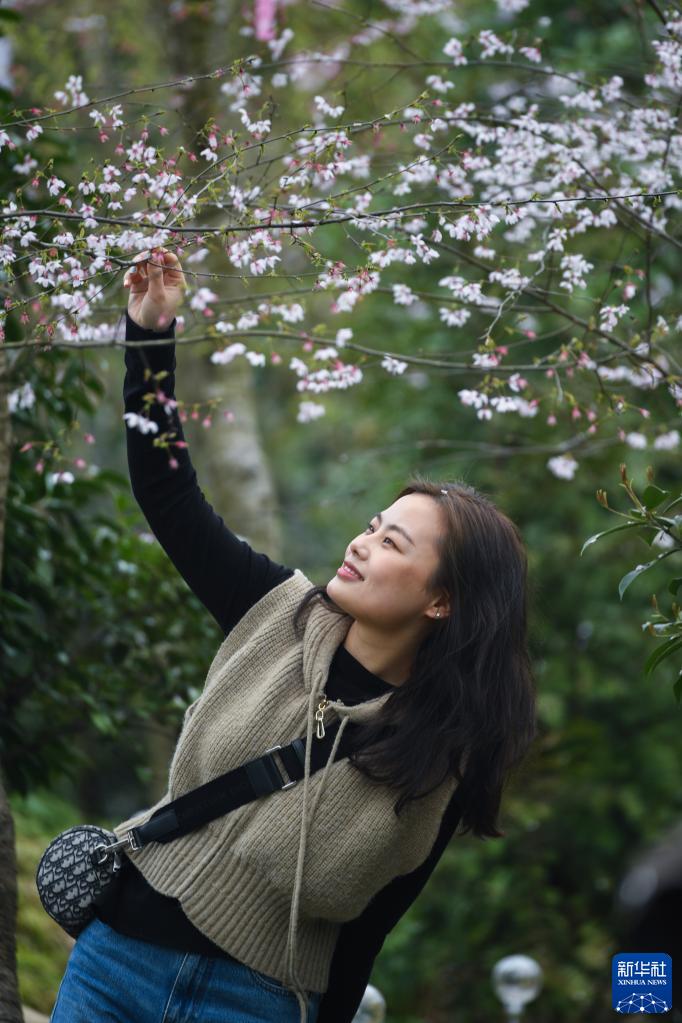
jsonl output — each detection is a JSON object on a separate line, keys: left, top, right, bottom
{"left": 284, "top": 678, "right": 352, "bottom": 1023}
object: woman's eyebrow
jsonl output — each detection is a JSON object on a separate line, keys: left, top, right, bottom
{"left": 371, "top": 511, "right": 415, "bottom": 547}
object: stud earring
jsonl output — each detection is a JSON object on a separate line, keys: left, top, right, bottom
{"left": 435, "top": 610, "right": 441, "bottom": 618}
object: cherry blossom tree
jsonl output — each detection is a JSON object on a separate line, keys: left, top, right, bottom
{"left": 4, "top": 1, "right": 680, "bottom": 694}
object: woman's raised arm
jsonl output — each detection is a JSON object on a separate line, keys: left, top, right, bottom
{"left": 122, "top": 250, "right": 293, "bottom": 635}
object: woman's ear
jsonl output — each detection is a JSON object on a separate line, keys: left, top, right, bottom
{"left": 430, "top": 596, "right": 450, "bottom": 620}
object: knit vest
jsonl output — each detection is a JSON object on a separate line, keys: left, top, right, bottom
{"left": 113, "top": 569, "right": 459, "bottom": 1022}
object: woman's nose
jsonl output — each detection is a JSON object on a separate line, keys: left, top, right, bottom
{"left": 349, "top": 537, "right": 367, "bottom": 559}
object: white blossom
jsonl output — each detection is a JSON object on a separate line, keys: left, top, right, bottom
{"left": 599, "top": 304, "right": 629, "bottom": 332}
{"left": 123, "top": 412, "right": 159, "bottom": 435}
{"left": 297, "top": 400, "right": 326, "bottom": 423}
{"left": 187, "top": 248, "right": 210, "bottom": 264}
{"left": 271, "top": 302, "right": 305, "bottom": 323}
{"left": 425, "top": 74, "right": 454, "bottom": 93}
{"left": 443, "top": 37, "right": 467, "bottom": 66}
{"left": 54, "top": 74, "right": 89, "bottom": 108}
{"left": 47, "top": 176, "right": 66, "bottom": 197}
{"left": 190, "top": 287, "right": 219, "bottom": 312}
{"left": 653, "top": 430, "right": 679, "bottom": 450}
{"left": 547, "top": 455, "right": 579, "bottom": 480}
{"left": 381, "top": 356, "right": 408, "bottom": 375}
{"left": 236, "top": 311, "right": 259, "bottom": 330}
{"left": 211, "top": 342, "right": 247, "bottom": 365}
{"left": 440, "top": 307, "right": 471, "bottom": 327}
{"left": 496, "top": 0, "right": 529, "bottom": 11}
{"left": 625, "top": 431, "right": 647, "bottom": 449}
{"left": 239, "top": 107, "right": 272, "bottom": 138}
{"left": 392, "top": 284, "right": 417, "bottom": 306}
{"left": 472, "top": 352, "right": 500, "bottom": 368}
{"left": 8, "top": 381, "right": 36, "bottom": 413}
{"left": 314, "top": 346, "right": 339, "bottom": 361}
{"left": 559, "top": 254, "right": 594, "bottom": 292}
{"left": 458, "top": 389, "right": 489, "bottom": 410}
{"left": 478, "top": 30, "right": 514, "bottom": 58}
{"left": 489, "top": 268, "right": 531, "bottom": 290}
{"left": 314, "top": 95, "right": 345, "bottom": 119}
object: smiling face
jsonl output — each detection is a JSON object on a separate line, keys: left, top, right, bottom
{"left": 326, "top": 493, "right": 447, "bottom": 632}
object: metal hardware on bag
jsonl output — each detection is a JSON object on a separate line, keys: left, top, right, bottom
{"left": 263, "top": 745, "right": 298, "bottom": 790}
{"left": 89, "top": 830, "right": 140, "bottom": 867}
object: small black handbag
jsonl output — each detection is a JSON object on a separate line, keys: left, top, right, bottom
{"left": 36, "top": 720, "right": 350, "bottom": 939}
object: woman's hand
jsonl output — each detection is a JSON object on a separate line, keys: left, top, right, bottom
{"left": 123, "top": 248, "right": 186, "bottom": 332}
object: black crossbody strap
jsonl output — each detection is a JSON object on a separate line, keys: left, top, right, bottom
{"left": 127, "top": 719, "right": 359, "bottom": 850}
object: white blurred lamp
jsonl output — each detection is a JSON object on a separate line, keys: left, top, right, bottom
{"left": 351, "top": 983, "right": 386, "bottom": 1023}
{"left": 492, "top": 955, "right": 543, "bottom": 1022}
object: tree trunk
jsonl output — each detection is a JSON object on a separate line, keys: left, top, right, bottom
{"left": 141, "top": 0, "right": 283, "bottom": 797}
{"left": 160, "top": 0, "right": 283, "bottom": 553}
{"left": 0, "top": 328, "right": 23, "bottom": 1023}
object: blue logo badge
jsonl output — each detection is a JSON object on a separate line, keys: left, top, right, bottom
{"left": 612, "top": 953, "right": 672, "bottom": 1013}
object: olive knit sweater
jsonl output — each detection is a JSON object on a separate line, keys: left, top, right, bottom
{"left": 113, "top": 567, "right": 459, "bottom": 1023}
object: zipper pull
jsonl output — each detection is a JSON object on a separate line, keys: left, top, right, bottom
{"left": 315, "top": 696, "right": 329, "bottom": 740}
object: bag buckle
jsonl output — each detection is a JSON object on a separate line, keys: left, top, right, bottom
{"left": 263, "top": 745, "right": 298, "bottom": 790}
{"left": 90, "top": 831, "right": 140, "bottom": 867}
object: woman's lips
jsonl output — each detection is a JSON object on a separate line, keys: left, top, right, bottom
{"left": 337, "top": 561, "right": 363, "bottom": 581}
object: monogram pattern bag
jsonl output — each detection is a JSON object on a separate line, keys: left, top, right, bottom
{"left": 35, "top": 825, "right": 124, "bottom": 938}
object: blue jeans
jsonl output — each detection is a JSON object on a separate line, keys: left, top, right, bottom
{"left": 50, "top": 916, "right": 322, "bottom": 1023}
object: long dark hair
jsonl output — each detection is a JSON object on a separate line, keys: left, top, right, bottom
{"left": 293, "top": 473, "right": 537, "bottom": 839}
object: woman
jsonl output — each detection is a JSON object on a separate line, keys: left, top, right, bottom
{"left": 50, "top": 249, "right": 537, "bottom": 1023}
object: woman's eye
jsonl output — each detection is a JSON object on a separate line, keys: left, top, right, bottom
{"left": 365, "top": 523, "right": 395, "bottom": 547}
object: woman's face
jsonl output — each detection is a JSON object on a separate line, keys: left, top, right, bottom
{"left": 326, "top": 493, "right": 446, "bottom": 630}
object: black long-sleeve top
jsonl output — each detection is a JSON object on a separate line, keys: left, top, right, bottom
{"left": 95, "top": 309, "right": 462, "bottom": 1023}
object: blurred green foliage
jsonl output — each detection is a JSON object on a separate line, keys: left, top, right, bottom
{"left": 12, "top": 791, "right": 80, "bottom": 1016}
{"left": 1, "top": 343, "right": 223, "bottom": 796}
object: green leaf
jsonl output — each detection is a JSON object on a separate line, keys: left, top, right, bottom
{"left": 641, "top": 485, "right": 670, "bottom": 510}
{"left": 580, "top": 521, "right": 640, "bottom": 557}
{"left": 618, "top": 550, "right": 675, "bottom": 600}
{"left": 643, "top": 635, "right": 682, "bottom": 677}
{"left": 669, "top": 578, "right": 682, "bottom": 597}
{"left": 674, "top": 672, "right": 682, "bottom": 703}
